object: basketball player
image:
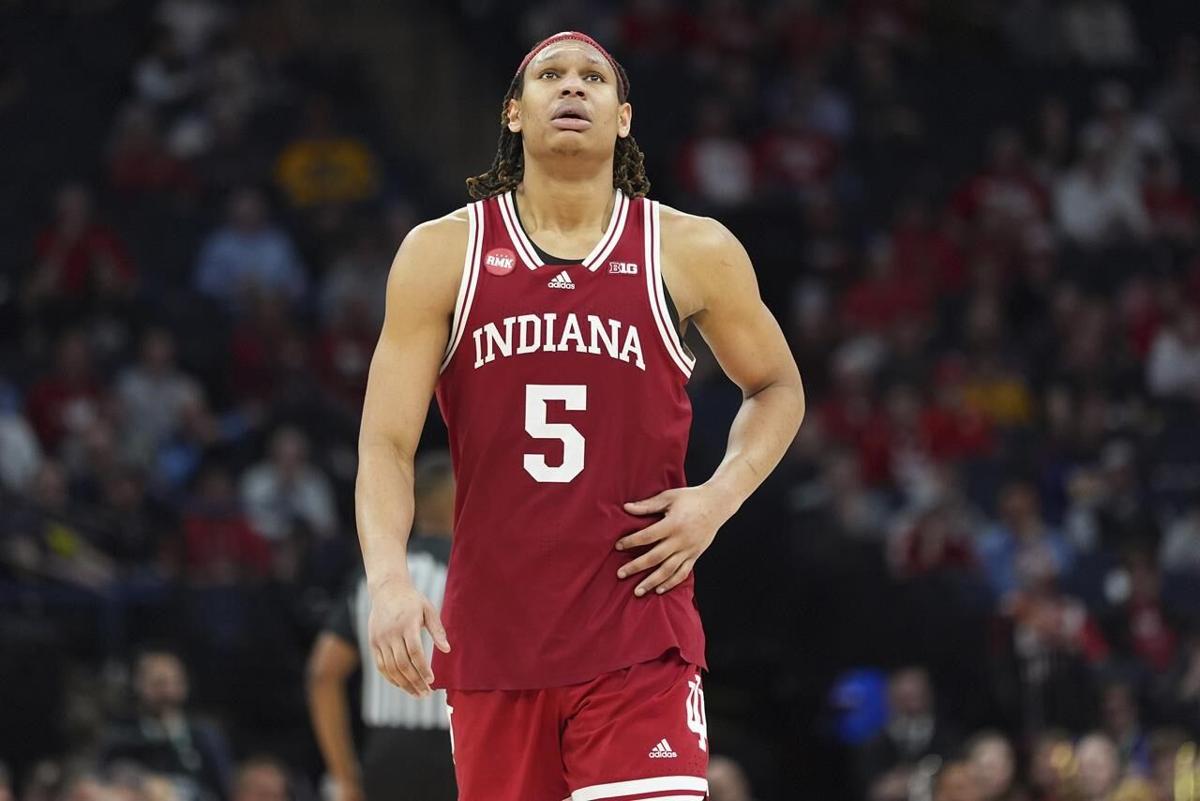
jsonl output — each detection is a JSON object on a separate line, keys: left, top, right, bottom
{"left": 355, "top": 30, "right": 805, "bottom": 801}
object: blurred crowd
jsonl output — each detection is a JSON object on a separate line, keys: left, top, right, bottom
{"left": 3, "top": 0, "right": 1200, "bottom": 799}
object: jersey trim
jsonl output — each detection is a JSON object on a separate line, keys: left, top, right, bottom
{"left": 498, "top": 189, "right": 628, "bottom": 271}
{"left": 644, "top": 199, "right": 696, "bottom": 379}
{"left": 571, "top": 775, "right": 709, "bottom": 801}
{"left": 584, "top": 190, "right": 629, "bottom": 271}
{"left": 439, "top": 201, "right": 484, "bottom": 374}
{"left": 498, "top": 191, "right": 544, "bottom": 269}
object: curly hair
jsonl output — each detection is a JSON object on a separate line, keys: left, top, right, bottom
{"left": 465, "top": 62, "right": 651, "bottom": 200}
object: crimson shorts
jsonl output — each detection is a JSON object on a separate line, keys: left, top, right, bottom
{"left": 444, "top": 649, "right": 710, "bottom": 801}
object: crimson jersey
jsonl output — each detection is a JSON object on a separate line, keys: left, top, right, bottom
{"left": 430, "top": 188, "right": 706, "bottom": 690}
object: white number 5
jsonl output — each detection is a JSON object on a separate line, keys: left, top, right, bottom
{"left": 524, "top": 384, "right": 586, "bottom": 483}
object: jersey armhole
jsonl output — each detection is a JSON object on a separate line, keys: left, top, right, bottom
{"left": 645, "top": 199, "right": 698, "bottom": 379}
{"left": 439, "top": 201, "right": 483, "bottom": 374}
{"left": 660, "top": 280, "right": 695, "bottom": 363}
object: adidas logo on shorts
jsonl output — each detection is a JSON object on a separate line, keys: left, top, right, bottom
{"left": 648, "top": 738, "right": 678, "bottom": 758}
{"left": 547, "top": 270, "right": 575, "bottom": 290}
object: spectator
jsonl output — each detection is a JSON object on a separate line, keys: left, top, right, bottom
{"left": 230, "top": 758, "right": 288, "bottom": 801}
{"left": 24, "top": 330, "right": 108, "bottom": 454}
{"left": 1099, "top": 678, "right": 1150, "bottom": 776}
{"left": 754, "top": 103, "right": 839, "bottom": 203}
{"left": 977, "top": 482, "right": 1073, "bottom": 606}
{"left": 1145, "top": 729, "right": 1187, "bottom": 801}
{"left": 1082, "top": 82, "right": 1170, "bottom": 187}
{"left": 239, "top": 426, "right": 337, "bottom": 543}
{"left": 935, "top": 760, "right": 985, "bottom": 801}
{"left": 854, "top": 667, "right": 960, "bottom": 793}
{"left": 841, "top": 237, "right": 931, "bottom": 335}
{"left": 1003, "top": 0, "right": 1067, "bottom": 64}
{"left": 950, "top": 128, "right": 1050, "bottom": 242}
{"left": 707, "top": 754, "right": 756, "bottom": 801}
{"left": 1061, "top": 0, "right": 1139, "bottom": 67}
{"left": 1146, "top": 305, "right": 1200, "bottom": 401}
{"left": 317, "top": 221, "right": 391, "bottom": 331}
{"left": 25, "top": 183, "right": 137, "bottom": 308}
{"left": 1055, "top": 129, "right": 1150, "bottom": 249}
{"left": 133, "top": 28, "right": 200, "bottom": 112}
{"left": 180, "top": 464, "right": 272, "bottom": 585}
{"left": 675, "top": 96, "right": 756, "bottom": 208}
{"left": 0, "top": 381, "right": 42, "bottom": 492}
{"left": 273, "top": 97, "right": 381, "bottom": 211}
{"left": 107, "top": 104, "right": 200, "bottom": 201}
{"left": 154, "top": 386, "right": 251, "bottom": 496}
{"left": 888, "top": 495, "right": 977, "bottom": 580}
{"left": 1141, "top": 154, "right": 1197, "bottom": 247}
{"left": 1027, "top": 729, "right": 1074, "bottom": 801}
{"left": 194, "top": 188, "right": 307, "bottom": 314}
{"left": 98, "top": 648, "right": 234, "bottom": 801}
{"left": 117, "top": 327, "right": 203, "bottom": 467}
{"left": 1073, "top": 732, "right": 1122, "bottom": 801}
{"left": 1030, "top": 97, "right": 1074, "bottom": 187}
{"left": 1152, "top": 35, "right": 1200, "bottom": 152}
{"left": 95, "top": 464, "right": 176, "bottom": 571}
{"left": 965, "top": 730, "right": 1026, "bottom": 801}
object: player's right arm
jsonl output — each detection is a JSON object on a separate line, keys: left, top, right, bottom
{"left": 356, "top": 209, "right": 468, "bottom": 698}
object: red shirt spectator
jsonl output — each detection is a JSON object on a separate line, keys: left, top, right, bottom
{"left": 314, "top": 314, "right": 376, "bottom": 408}
{"left": 1142, "top": 156, "right": 1198, "bottom": 243}
{"left": 890, "top": 201, "right": 967, "bottom": 294}
{"left": 180, "top": 468, "right": 272, "bottom": 584}
{"left": 768, "top": 0, "right": 841, "bottom": 64}
{"left": 949, "top": 130, "right": 1050, "bottom": 231}
{"left": 850, "top": 0, "right": 926, "bottom": 47}
{"left": 25, "top": 332, "right": 107, "bottom": 451}
{"left": 30, "top": 184, "right": 136, "bottom": 299}
{"left": 618, "top": 0, "right": 697, "bottom": 56}
{"left": 754, "top": 114, "right": 838, "bottom": 195}
{"left": 841, "top": 240, "right": 932, "bottom": 333}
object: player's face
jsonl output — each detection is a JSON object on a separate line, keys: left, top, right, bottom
{"left": 508, "top": 43, "right": 632, "bottom": 157}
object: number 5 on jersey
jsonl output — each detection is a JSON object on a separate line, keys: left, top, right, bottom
{"left": 524, "top": 384, "right": 586, "bottom": 483}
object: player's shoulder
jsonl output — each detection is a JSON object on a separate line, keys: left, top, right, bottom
{"left": 399, "top": 205, "right": 473, "bottom": 262}
{"left": 656, "top": 202, "right": 742, "bottom": 259}
{"left": 386, "top": 205, "right": 476, "bottom": 305}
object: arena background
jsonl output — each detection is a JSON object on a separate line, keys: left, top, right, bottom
{"left": 3, "top": 0, "right": 1200, "bottom": 799}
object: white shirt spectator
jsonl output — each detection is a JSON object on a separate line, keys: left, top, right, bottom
{"left": 0, "top": 412, "right": 42, "bottom": 493}
{"left": 240, "top": 463, "right": 338, "bottom": 542}
{"left": 240, "top": 427, "right": 337, "bottom": 541}
{"left": 156, "top": 0, "right": 230, "bottom": 59}
{"left": 1147, "top": 312, "right": 1200, "bottom": 401}
{"left": 1055, "top": 134, "right": 1149, "bottom": 247}
{"left": 1062, "top": 0, "right": 1139, "bottom": 67}
{"left": 1161, "top": 508, "right": 1200, "bottom": 574}
{"left": 117, "top": 367, "right": 202, "bottom": 465}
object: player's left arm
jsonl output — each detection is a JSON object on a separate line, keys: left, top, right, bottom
{"left": 615, "top": 212, "right": 806, "bottom": 597}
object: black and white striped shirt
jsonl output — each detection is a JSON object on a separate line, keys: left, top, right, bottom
{"left": 324, "top": 534, "right": 451, "bottom": 730}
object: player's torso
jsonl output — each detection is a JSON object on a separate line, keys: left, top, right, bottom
{"left": 432, "top": 188, "right": 705, "bottom": 689}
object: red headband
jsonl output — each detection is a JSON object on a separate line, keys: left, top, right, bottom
{"left": 513, "top": 31, "right": 629, "bottom": 100}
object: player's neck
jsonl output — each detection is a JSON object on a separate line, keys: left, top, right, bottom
{"left": 515, "top": 160, "right": 615, "bottom": 237}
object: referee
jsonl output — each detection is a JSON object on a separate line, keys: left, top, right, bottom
{"left": 306, "top": 450, "right": 456, "bottom": 801}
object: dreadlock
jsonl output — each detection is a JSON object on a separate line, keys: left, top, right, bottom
{"left": 465, "top": 61, "right": 651, "bottom": 201}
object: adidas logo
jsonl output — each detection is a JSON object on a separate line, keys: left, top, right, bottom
{"left": 547, "top": 270, "right": 575, "bottom": 290}
{"left": 648, "top": 738, "right": 677, "bottom": 759}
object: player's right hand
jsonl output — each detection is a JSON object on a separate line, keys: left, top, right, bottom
{"left": 367, "top": 575, "right": 451, "bottom": 698}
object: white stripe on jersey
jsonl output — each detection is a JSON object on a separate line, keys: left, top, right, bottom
{"left": 441, "top": 201, "right": 485, "bottom": 374}
{"left": 642, "top": 199, "right": 693, "bottom": 378}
